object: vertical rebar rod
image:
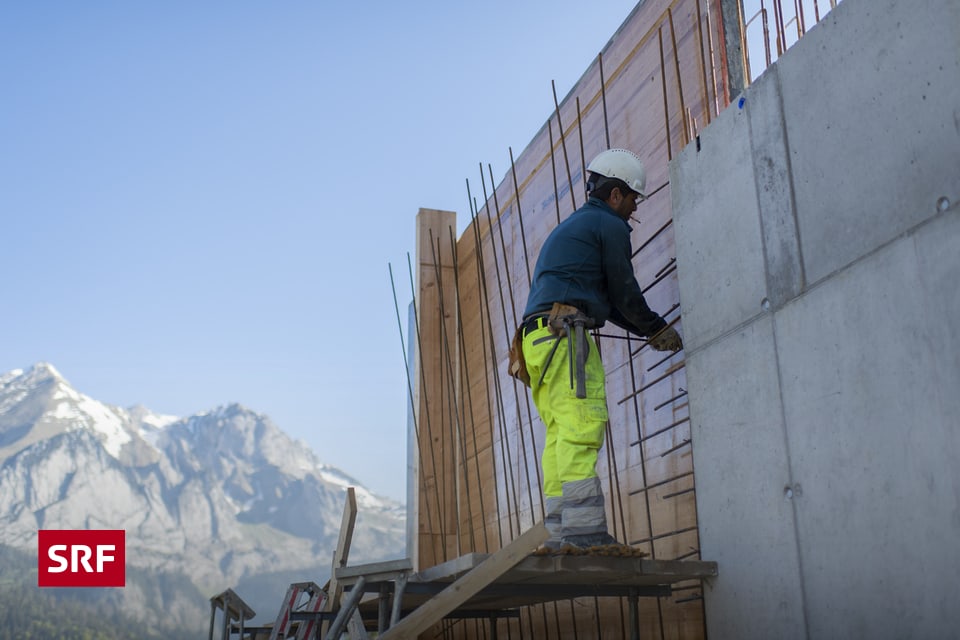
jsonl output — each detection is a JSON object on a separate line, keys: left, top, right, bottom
{"left": 774, "top": 0, "right": 783, "bottom": 55}
{"left": 598, "top": 51, "right": 611, "bottom": 148}
{"left": 447, "top": 225, "right": 492, "bottom": 554}
{"left": 479, "top": 164, "right": 537, "bottom": 526}
{"left": 605, "top": 419, "right": 629, "bottom": 546}
{"left": 467, "top": 181, "right": 519, "bottom": 542}
{"left": 430, "top": 231, "right": 467, "bottom": 556}
{"left": 547, "top": 119, "right": 561, "bottom": 225}
{"left": 760, "top": 1, "right": 773, "bottom": 67}
{"left": 388, "top": 262, "right": 438, "bottom": 569}
{"left": 552, "top": 79, "right": 577, "bottom": 212}
{"left": 695, "top": 0, "right": 712, "bottom": 125}
{"left": 428, "top": 228, "right": 476, "bottom": 555}
{"left": 658, "top": 28, "right": 673, "bottom": 161}
{"left": 405, "top": 253, "right": 448, "bottom": 564}
{"left": 487, "top": 162, "right": 544, "bottom": 519}
{"left": 623, "top": 335, "right": 668, "bottom": 640}
{"left": 738, "top": 0, "right": 753, "bottom": 85}
{"left": 467, "top": 180, "right": 514, "bottom": 546}
{"left": 706, "top": 0, "right": 723, "bottom": 108}
{"left": 775, "top": 0, "right": 788, "bottom": 57}
{"left": 576, "top": 97, "right": 586, "bottom": 194}
{"left": 508, "top": 147, "right": 532, "bottom": 286}
{"left": 588, "top": 320, "right": 625, "bottom": 548}
{"left": 667, "top": 8, "right": 689, "bottom": 147}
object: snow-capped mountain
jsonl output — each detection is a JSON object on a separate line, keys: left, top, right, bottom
{"left": 0, "top": 363, "right": 406, "bottom": 632}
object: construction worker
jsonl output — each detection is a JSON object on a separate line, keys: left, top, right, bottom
{"left": 518, "top": 148, "right": 682, "bottom": 550}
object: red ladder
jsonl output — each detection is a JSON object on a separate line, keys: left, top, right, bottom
{"left": 268, "top": 581, "right": 327, "bottom": 640}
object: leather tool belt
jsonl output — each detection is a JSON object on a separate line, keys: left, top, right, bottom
{"left": 546, "top": 303, "right": 596, "bottom": 398}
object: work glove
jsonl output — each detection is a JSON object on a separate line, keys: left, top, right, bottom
{"left": 649, "top": 326, "right": 683, "bottom": 352}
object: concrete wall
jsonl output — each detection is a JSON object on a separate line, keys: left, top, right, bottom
{"left": 671, "top": 0, "right": 960, "bottom": 637}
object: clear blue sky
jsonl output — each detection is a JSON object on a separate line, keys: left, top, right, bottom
{"left": 1, "top": 1, "right": 640, "bottom": 501}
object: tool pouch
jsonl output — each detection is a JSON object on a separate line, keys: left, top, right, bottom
{"left": 546, "top": 303, "right": 596, "bottom": 398}
{"left": 547, "top": 302, "right": 595, "bottom": 336}
{"left": 508, "top": 325, "right": 531, "bottom": 387}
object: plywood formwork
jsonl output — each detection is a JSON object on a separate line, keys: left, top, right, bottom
{"left": 411, "top": 0, "right": 736, "bottom": 637}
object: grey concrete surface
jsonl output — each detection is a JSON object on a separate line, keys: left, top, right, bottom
{"left": 672, "top": 0, "right": 960, "bottom": 637}
{"left": 686, "top": 315, "right": 806, "bottom": 639}
{"left": 746, "top": 65, "right": 804, "bottom": 309}
{"left": 779, "top": 0, "right": 960, "bottom": 285}
{"left": 672, "top": 102, "right": 767, "bottom": 353}
{"left": 776, "top": 208, "right": 960, "bottom": 638}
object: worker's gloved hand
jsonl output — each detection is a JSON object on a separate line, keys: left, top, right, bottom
{"left": 649, "top": 326, "right": 683, "bottom": 352}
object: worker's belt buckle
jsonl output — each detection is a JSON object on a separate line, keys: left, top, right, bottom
{"left": 521, "top": 315, "right": 549, "bottom": 337}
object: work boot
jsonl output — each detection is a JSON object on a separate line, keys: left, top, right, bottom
{"left": 559, "top": 532, "right": 621, "bottom": 550}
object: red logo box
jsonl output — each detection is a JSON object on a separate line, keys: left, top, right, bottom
{"left": 38, "top": 529, "right": 126, "bottom": 587}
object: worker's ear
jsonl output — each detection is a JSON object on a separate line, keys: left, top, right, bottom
{"left": 608, "top": 187, "right": 624, "bottom": 206}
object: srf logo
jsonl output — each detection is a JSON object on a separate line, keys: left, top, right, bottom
{"left": 38, "top": 529, "right": 125, "bottom": 587}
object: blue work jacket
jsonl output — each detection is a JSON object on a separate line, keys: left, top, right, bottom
{"left": 522, "top": 197, "right": 667, "bottom": 337}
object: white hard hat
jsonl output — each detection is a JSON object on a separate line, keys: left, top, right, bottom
{"left": 586, "top": 148, "right": 647, "bottom": 198}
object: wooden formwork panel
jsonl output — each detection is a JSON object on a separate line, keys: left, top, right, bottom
{"left": 412, "top": 0, "right": 731, "bottom": 637}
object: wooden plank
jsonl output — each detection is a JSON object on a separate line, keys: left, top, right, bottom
{"left": 335, "top": 558, "right": 413, "bottom": 582}
{"left": 380, "top": 524, "right": 548, "bottom": 640}
{"left": 324, "top": 487, "right": 357, "bottom": 614}
{"left": 209, "top": 587, "right": 256, "bottom": 620}
{"left": 460, "top": 554, "right": 718, "bottom": 587}
{"left": 413, "top": 552, "right": 486, "bottom": 582}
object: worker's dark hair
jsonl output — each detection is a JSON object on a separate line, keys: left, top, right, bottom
{"left": 586, "top": 172, "right": 633, "bottom": 201}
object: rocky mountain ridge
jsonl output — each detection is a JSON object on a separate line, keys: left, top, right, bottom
{"left": 0, "top": 362, "right": 406, "bottom": 631}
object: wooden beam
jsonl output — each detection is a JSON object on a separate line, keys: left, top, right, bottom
{"left": 335, "top": 558, "right": 413, "bottom": 583}
{"left": 325, "top": 487, "right": 358, "bottom": 612}
{"left": 379, "top": 523, "right": 548, "bottom": 640}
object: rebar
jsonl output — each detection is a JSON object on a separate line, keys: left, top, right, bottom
{"left": 668, "top": 8, "right": 689, "bottom": 147}
{"left": 695, "top": 1, "right": 712, "bottom": 126}
{"left": 632, "top": 216, "right": 672, "bottom": 259}
{"left": 467, "top": 180, "right": 515, "bottom": 545}
{"left": 627, "top": 471, "right": 695, "bottom": 496}
{"left": 429, "top": 227, "right": 483, "bottom": 556}
{"left": 622, "top": 328, "right": 667, "bottom": 640}
{"left": 658, "top": 27, "right": 673, "bottom": 161}
{"left": 631, "top": 416, "right": 691, "bottom": 446}
{"left": 552, "top": 79, "right": 577, "bottom": 212}
{"left": 598, "top": 51, "right": 611, "bottom": 149}
{"left": 447, "top": 224, "right": 493, "bottom": 554}
{"left": 508, "top": 147, "right": 532, "bottom": 286}
{"left": 483, "top": 162, "right": 543, "bottom": 521}
{"left": 404, "top": 253, "right": 449, "bottom": 563}
{"left": 617, "top": 362, "right": 686, "bottom": 406}
{"left": 641, "top": 262, "right": 678, "bottom": 295}
{"left": 654, "top": 389, "right": 688, "bottom": 412}
{"left": 388, "top": 262, "right": 438, "bottom": 568}
{"left": 547, "top": 119, "right": 561, "bottom": 225}
{"left": 576, "top": 96, "right": 586, "bottom": 195}
{"left": 427, "top": 229, "right": 470, "bottom": 557}
{"left": 629, "top": 525, "right": 699, "bottom": 547}
{"left": 660, "top": 434, "right": 692, "bottom": 457}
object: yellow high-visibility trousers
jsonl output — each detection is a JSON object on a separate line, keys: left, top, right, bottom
{"left": 522, "top": 320, "right": 609, "bottom": 538}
